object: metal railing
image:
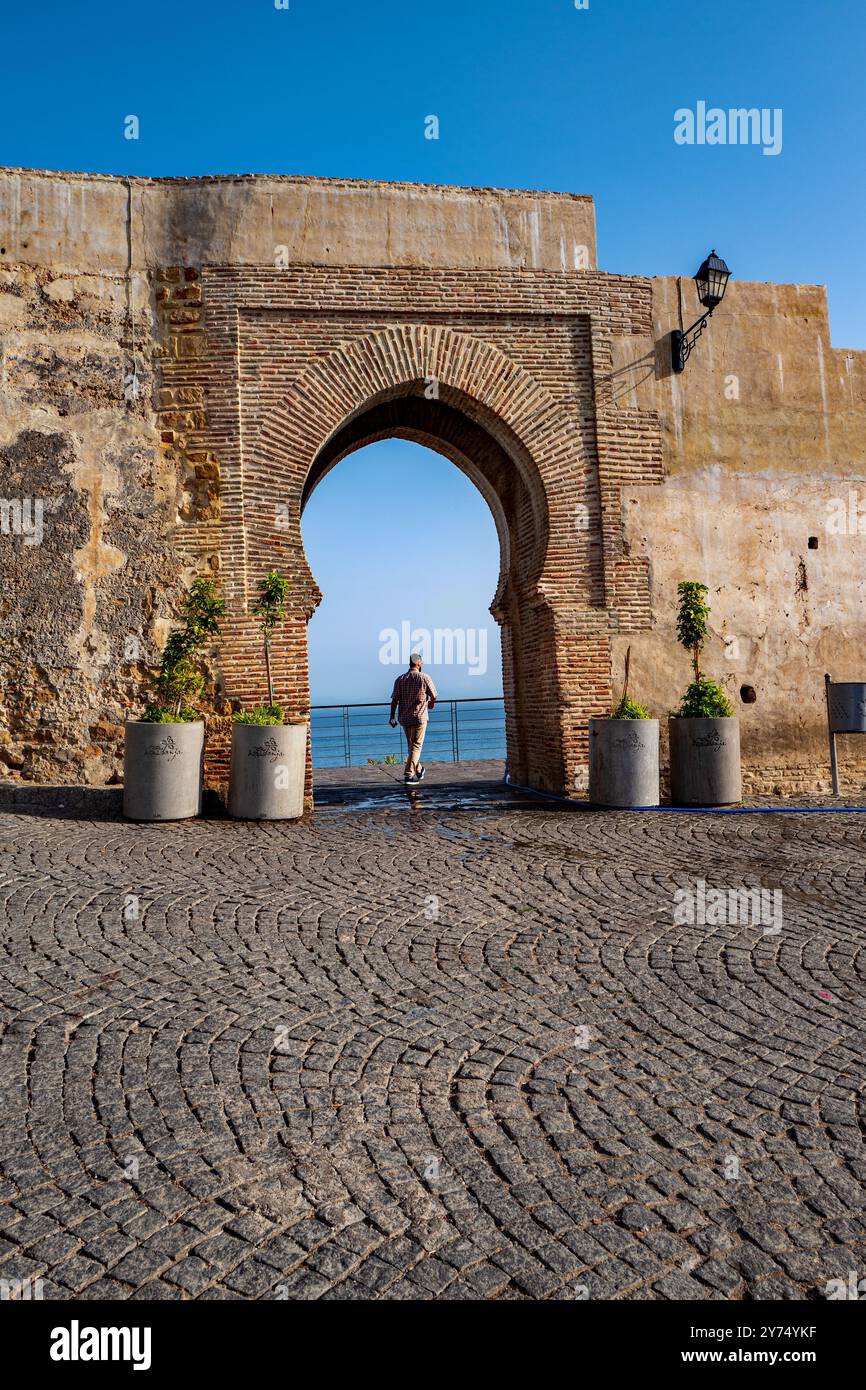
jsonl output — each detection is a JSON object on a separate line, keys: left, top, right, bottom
{"left": 310, "top": 697, "right": 506, "bottom": 768}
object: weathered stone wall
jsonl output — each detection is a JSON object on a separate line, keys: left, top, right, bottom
{"left": 0, "top": 169, "right": 598, "bottom": 275}
{"left": 611, "top": 277, "right": 866, "bottom": 793}
{"left": 0, "top": 237, "right": 197, "bottom": 784}
{"left": 1, "top": 168, "right": 864, "bottom": 798}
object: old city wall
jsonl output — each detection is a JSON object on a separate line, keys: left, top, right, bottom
{"left": 1, "top": 168, "right": 863, "bottom": 797}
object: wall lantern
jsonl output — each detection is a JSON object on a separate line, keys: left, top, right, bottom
{"left": 671, "top": 249, "right": 732, "bottom": 373}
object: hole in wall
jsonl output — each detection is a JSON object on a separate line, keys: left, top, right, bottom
{"left": 740, "top": 685, "right": 757, "bottom": 704}
{"left": 808, "top": 536, "right": 818, "bottom": 549}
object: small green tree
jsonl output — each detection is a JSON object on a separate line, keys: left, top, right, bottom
{"left": 609, "top": 645, "right": 651, "bottom": 720}
{"left": 676, "top": 581, "right": 710, "bottom": 684}
{"left": 235, "top": 570, "right": 291, "bottom": 726}
{"left": 674, "top": 580, "right": 733, "bottom": 718}
{"left": 143, "top": 578, "right": 225, "bottom": 722}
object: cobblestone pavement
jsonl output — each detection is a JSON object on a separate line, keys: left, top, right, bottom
{"left": 1, "top": 782, "right": 865, "bottom": 1301}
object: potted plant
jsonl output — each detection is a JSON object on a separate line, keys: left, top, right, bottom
{"left": 228, "top": 570, "right": 307, "bottom": 820}
{"left": 589, "top": 647, "right": 659, "bottom": 807}
{"left": 123, "top": 578, "right": 225, "bottom": 821}
{"left": 668, "top": 580, "right": 741, "bottom": 806}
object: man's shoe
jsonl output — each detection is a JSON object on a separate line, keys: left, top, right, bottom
{"left": 415, "top": 765, "right": 426, "bottom": 782}
{"left": 404, "top": 773, "right": 417, "bottom": 784}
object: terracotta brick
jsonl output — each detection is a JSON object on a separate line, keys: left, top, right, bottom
{"left": 154, "top": 264, "right": 668, "bottom": 802}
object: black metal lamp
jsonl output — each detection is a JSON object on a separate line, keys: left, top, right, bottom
{"left": 671, "top": 249, "right": 732, "bottom": 373}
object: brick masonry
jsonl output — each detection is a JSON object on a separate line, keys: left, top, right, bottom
{"left": 156, "top": 264, "right": 663, "bottom": 802}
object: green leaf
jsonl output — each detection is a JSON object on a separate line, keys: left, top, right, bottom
{"left": 147, "top": 576, "right": 225, "bottom": 718}
{"left": 252, "top": 571, "right": 291, "bottom": 638}
{"left": 674, "top": 678, "right": 734, "bottom": 719}
{"left": 233, "top": 703, "right": 285, "bottom": 726}
{"left": 676, "top": 580, "right": 710, "bottom": 653}
{"left": 609, "top": 695, "right": 651, "bottom": 720}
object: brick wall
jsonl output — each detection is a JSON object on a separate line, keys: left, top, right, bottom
{"left": 153, "top": 264, "right": 663, "bottom": 802}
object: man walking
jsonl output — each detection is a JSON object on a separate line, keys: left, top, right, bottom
{"left": 389, "top": 654, "right": 438, "bottom": 784}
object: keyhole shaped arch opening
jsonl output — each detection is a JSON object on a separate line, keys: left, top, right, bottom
{"left": 240, "top": 329, "right": 578, "bottom": 798}
{"left": 300, "top": 380, "right": 550, "bottom": 622}
{"left": 300, "top": 435, "right": 505, "bottom": 762}
{"left": 291, "top": 380, "right": 562, "bottom": 792}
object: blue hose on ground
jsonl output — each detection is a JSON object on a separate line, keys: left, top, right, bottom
{"left": 502, "top": 772, "right": 866, "bottom": 813}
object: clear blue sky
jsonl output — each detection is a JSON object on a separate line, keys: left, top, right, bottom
{"left": 4, "top": 0, "right": 862, "bottom": 702}
{"left": 304, "top": 442, "right": 501, "bottom": 704}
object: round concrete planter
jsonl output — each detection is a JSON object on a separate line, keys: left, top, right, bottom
{"left": 669, "top": 717, "right": 742, "bottom": 806}
{"left": 228, "top": 721, "right": 307, "bottom": 820}
{"left": 123, "top": 720, "right": 204, "bottom": 821}
{"left": 589, "top": 718, "right": 659, "bottom": 808}
{"left": 827, "top": 682, "right": 866, "bottom": 733}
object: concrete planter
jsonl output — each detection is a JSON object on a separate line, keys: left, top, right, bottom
{"left": 589, "top": 718, "right": 659, "bottom": 808}
{"left": 228, "top": 721, "right": 307, "bottom": 820}
{"left": 669, "top": 717, "right": 742, "bottom": 806}
{"left": 826, "top": 682, "right": 866, "bottom": 733}
{"left": 123, "top": 720, "right": 204, "bottom": 821}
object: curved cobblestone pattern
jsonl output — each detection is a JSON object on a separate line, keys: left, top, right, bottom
{"left": 0, "top": 801, "right": 864, "bottom": 1300}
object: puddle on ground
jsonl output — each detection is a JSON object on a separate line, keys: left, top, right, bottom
{"left": 314, "top": 787, "right": 539, "bottom": 815}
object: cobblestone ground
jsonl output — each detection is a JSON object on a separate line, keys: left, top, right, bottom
{"left": 1, "top": 777, "right": 865, "bottom": 1301}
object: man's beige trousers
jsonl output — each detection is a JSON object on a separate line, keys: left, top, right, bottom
{"left": 402, "top": 720, "right": 426, "bottom": 777}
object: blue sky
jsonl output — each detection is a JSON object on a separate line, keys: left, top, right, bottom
{"left": 304, "top": 442, "right": 501, "bottom": 704}
{"left": 4, "top": 0, "right": 862, "bottom": 702}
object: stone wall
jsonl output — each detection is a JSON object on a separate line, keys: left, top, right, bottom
{"left": 1, "top": 168, "right": 864, "bottom": 798}
{"left": 0, "top": 229, "right": 192, "bottom": 784}
{"left": 611, "top": 277, "right": 866, "bottom": 793}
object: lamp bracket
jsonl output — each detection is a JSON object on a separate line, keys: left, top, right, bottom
{"left": 671, "top": 308, "right": 714, "bottom": 374}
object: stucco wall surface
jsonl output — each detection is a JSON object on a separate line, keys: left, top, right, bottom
{"left": 609, "top": 276, "right": 866, "bottom": 792}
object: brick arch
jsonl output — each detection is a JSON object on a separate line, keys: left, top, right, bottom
{"left": 225, "top": 323, "right": 601, "bottom": 800}
{"left": 246, "top": 324, "right": 597, "bottom": 613}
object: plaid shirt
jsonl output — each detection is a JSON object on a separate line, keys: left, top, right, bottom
{"left": 391, "top": 669, "right": 437, "bottom": 725}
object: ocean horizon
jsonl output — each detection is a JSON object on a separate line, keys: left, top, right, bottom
{"left": 310, "top": 697, "right": 506, "bottom": 768}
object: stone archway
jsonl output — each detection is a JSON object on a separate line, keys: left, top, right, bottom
{"left": 222, "top": 323, "right": 599, "bottom": 802}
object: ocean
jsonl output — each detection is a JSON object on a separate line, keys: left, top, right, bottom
{"left": 310, "top": 698, "right": 506, "bottom": 768}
